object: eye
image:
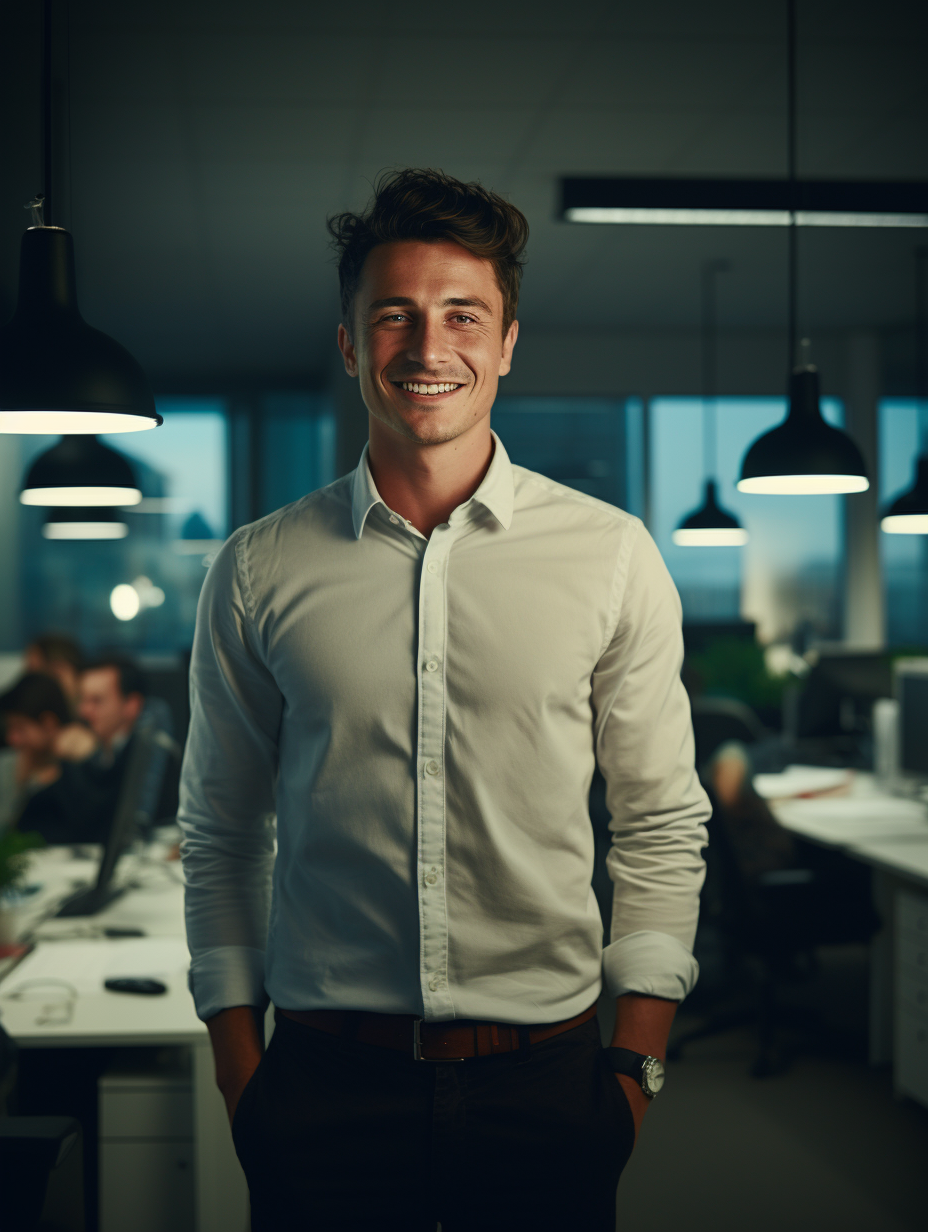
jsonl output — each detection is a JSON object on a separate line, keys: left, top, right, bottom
{"left": 451, "top": 314, "right": 477, "bottom": 325}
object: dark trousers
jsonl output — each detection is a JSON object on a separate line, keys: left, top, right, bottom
{"left": 232, "top": 1012, "right": 635, "bottom": 1232}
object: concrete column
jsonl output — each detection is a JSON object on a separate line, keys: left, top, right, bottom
{"left": 842, "top": 330, "right": 885, "bottom": 647}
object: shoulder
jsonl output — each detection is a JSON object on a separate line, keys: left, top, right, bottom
{"left": 511, "top": 463, "right": 643, "bottom": 541}
{"left": 205, "top": 475, "right": 353, "bottom": 599}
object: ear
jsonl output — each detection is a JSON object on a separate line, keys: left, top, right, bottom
{"left": 498, "top": 319, "right": 519, "bottom": 377}
{"left": 127, "top": 693, "right": 144, "bottom": 723}
{"left": 338, "top": 324, "right": 359, "bottom": 378}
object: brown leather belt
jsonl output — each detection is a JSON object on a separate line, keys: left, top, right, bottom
{"left": 278, "top": 1002, "right": 598, "bottom": 1061}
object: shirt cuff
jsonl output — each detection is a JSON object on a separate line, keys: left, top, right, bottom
{"left": 602, "top": 930, "right": 699, "bottom": 1002}
{"left": 187, "top": 946, "right": 268, "bottom": 1021}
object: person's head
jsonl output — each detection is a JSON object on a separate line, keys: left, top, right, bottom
{"left": 330, "top": 168, "right": 528, "bottom": 450}
{"left": 78, "top": 656, "right": 147, "bottom": 749}
{"left": 0, "top": 672, "right": 71, "bottom": 761}
{"left": 24, "top": 633, "right": 85, "bottom": 705}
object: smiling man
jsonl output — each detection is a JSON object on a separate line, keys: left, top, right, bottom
{"left": 180, "top": 168, "right": 710, "bottom": 1232}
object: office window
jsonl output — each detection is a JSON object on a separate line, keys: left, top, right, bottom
{"left": 492, "top": 397, "right": 641, "bottom": 514}
{"left": 879, "top": 398, "right": 928, "bottom": 647}
{"left": 649, "top": 396, "right": 845, "bottom": 643}
{"left": 257, "top": 393, "right": 336, "bottom": 518}
{"left": 18, "top": 400, "right": 230, "bottom": 654}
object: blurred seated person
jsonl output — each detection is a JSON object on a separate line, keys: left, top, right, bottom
{"left": 24, "top": 632, "right": 86, "bottom": 715}
{"left": 707, "top": 741, "right": 880, "bottom": 945}
{"left": 0, "top": 672, "right": 101, "bottom": 841}
{"left": 76, "top": 656, "right": 147, "bottom": 770}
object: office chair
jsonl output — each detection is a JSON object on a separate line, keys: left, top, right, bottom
{"left": 669, "top": 781, "right": 824, "bottom": 1077}
{"left": 689, "top": 695, "right": 770, "bottom": 768}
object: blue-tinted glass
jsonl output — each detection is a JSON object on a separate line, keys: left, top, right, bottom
{"left": 259, "top": 393, "right": 336, "bottom": 517}
{"left": 878, "top": 398, "right": 928, "bottom": 646}
{"left": 492, "top": 397, "right": 630, "bottom": 509}
{"left": 18, "top": 400, "right": 230, "bottom": 654}
{"left": 650, "top": 396, "right": 844, "bottom": 641}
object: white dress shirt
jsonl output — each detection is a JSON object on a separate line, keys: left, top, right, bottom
{"left": 179, "top": 432, "right": 709, "bottom": 1024}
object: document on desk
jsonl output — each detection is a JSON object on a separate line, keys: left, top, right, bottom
{"left": 754, "top": 766, "right": 854, "bottom": 800}
{"left": 772, "top": 794, "right": 928, "bottom": 845}
{"left": 0, "top": 938, "right": 190, "bottom": 998}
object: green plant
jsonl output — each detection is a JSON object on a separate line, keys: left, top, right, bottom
{"left": 0, "top": 829, "right": 45, "bottom": 895}
{"left": 686, "top": 636, "right": 791, "bottom": 713}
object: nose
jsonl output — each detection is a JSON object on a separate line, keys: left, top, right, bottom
{"left": 405, "top": 313, "right": 451, "bottom": 372}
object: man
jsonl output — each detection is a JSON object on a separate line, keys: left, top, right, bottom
{"left": 24, "top": 633, "right": 85, "bottom": 713}
{"left": 180, "top": 168, "right": 710, "bottom": 1232}
{"left": 0, "top": 672, "right": 73, "bottom": 835}
{"left": 77, "top": 657, "right": 146, "bottom": 765}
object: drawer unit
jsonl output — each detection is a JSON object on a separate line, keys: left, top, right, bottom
{"left": 98, "top": 1048, "right": 195, "bottom": 1232}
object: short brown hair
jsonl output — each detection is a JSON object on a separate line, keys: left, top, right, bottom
{"left": 0, "top": 672, "right": 70, "bottom": 726}
{"left": 327, "top": 168, "right": 529, "bottom": 337}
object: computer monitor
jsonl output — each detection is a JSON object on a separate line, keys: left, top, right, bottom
{"left": 795, "top": 650, "right": 894, "bottom": 739}
{"left": 896, "top": 658, "right": 928, "bottom": 783}
{"left": 53, "top": 727, "right": 174, "bottom": 918}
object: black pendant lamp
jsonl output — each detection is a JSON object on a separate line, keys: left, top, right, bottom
{"left": 882, "top": 248, "right": 928, "bottom": 535}
{"left": 673, "top": 260, "right": 748, "bottom": 547}
{"left": 21, "top": 435, "right": 141, "bottom": 506}
{"left": 0, "top": 2, "right": 160, "bottom": 435}
{"left": 42, "top": 506, "right": 128, "bottom": 540}
{"left": 737, "top": 0, "right": 868, "bottom": 497}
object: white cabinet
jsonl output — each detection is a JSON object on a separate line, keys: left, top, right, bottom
{"left": 895, "top": 889, "right": 928, "bottom": 1108}
{"left": 99, "top": 1048, "right": 196, "bottom": 1232}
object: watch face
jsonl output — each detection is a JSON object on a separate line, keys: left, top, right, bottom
{"left": 642, "top": 1057, "right": 665, "bottom": 1095}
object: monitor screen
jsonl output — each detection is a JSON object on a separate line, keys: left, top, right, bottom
{"left": 897, "top": 661, "right": 928, "bottom": 778}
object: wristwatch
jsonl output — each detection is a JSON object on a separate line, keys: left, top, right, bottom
{"left": 606, "top": 1047, "right": 665, "bottom": 1099}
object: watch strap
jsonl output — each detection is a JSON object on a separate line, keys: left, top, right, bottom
{"left": 606, "top": 1047, "right": 647, "bottom": 1079}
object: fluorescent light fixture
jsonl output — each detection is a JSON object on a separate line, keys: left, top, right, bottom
{"left": 565, "top": 207, "right": 928, "bottom": 228}
{"left": 672, "top": 527, "right": 750, "bottom": 546}
{"left": 44, "top": 520, "right": 128, "bottom": 540}
{"left": 881, "top": 513, "right": 928, "bottom": 534}
{"left": 738, "top": 473, "right": 870, "bottom": 495}
{"left": 22, "top": 485, "right": 142, "bottom": 507}
{"left": 0, "top": 410, "right": 157, "bottom": 434}
{"left": 560, "top": 178, "right": 928, "bottom": 229}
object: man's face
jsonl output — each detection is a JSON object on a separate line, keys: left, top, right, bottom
{"left": 78, "top": 667, "right": 141, "bottom": 747}
{"left": 338, "top": 239, "right": 518, "bottom": 448}
{"left": 4, "top": 712, "right": 59, "bottom": 758}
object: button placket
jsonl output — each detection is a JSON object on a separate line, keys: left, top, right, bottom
{"left": 416, "top": 529, "right": 454, "bottom": 1018}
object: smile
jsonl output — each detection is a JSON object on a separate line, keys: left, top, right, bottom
{"left": 393, "top": 381, "right": 462, "bottom": 396}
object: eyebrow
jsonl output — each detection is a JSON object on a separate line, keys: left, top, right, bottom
{"left": 366, "top": 296, "right": 495, "bottom": 316}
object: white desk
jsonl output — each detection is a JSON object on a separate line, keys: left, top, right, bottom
{"left": 765, "top": 773, "right": 928, "bottom": 1103}
{"left": 0, "top": 848, "right": 249, "bottom": 1232}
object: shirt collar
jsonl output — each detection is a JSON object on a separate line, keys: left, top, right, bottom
{"left": 350, "top": 430, "right": 514, "bottom": 540}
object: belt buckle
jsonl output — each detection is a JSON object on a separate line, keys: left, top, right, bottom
{"left": 413, "top": 1018, "right": 465, "bottom": 1063}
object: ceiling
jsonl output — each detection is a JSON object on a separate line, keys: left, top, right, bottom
{"left": 0, "top": 0, "right": 926, "bottom": 388}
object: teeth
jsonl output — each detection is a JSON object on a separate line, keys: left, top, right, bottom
{"left": 400, "top": 382, "right": 460, "bottom": 394}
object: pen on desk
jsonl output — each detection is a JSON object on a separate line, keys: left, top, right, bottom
{"left": 103, "top": 928, "right": 147, "bottom": 938}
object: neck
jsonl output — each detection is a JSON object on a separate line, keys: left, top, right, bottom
{"left": 367, "top": 418, "right": 494, "bottom": 537}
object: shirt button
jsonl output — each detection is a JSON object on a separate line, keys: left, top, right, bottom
{"left": 428, "top": 976, "right": 444, "bottom": 992}
{"left": 425, "top": 659, "right": 439, "bottom": 673}
{"left": 424, "top": 866, "right": 440, "bottom": 886}
{"left": 427, "top": 561, "right": 439, "bottom": 574}
{"left": 425, "top": 759, "right": 441, "bottom": 776}
{"left": 389, "top": 515, "right": 399, "bottom": 525}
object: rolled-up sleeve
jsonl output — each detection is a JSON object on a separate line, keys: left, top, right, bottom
{"left": 178, "top": 529, "right": 282, "bottom": 1021}
{"left": 592, "top": 520, "right": 710, "bottom": 1002}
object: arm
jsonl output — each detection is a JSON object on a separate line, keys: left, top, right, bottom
{"left": 179, "top": 531, "right": 282, "bottom": 1122}
{"left": 206, "top": 1005, "right": 267, "bottom": 1124}
{"left": 591, "top": 522, "right": 710, "bottom": 1134}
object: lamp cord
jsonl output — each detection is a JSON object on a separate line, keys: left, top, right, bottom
{"left": 42, "top": 0, "right": 53, "bottom": 226}
{"left": 787, "top": 0, "right": 798, "bottom": 373}
{"left": 917, "top": 246, "right": 928, "bottom": 450}
{"left": 701, "top": 260, "right": 729, "bottom": 483}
